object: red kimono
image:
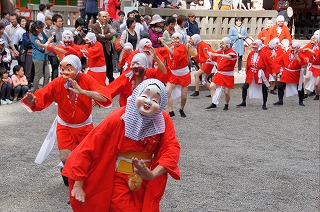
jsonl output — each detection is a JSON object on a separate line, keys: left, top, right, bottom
{"left": 62, "top": 107, "right": 180, "bottom": 212}
{"left": 263, "top": 46, "right": 285, "bottom": 75}
{"left": 264, "top": 25, "right": 292, "bottom": 45}
{"left": 245, "top": 50, "right": 268, "bottom": 84}
{"left": 258, "top": 28, "right": 270, "bottom": 44}
{"left": 166, "top": 44, "right": 191, "bottom": 87}
{"left": 193, "top": 41, "right": 215, "bottom": 75}
{"left": 47, "top": 43, "right": 82, "bottom": 61}
{"left": 274, "top": 52, "right": 307, "bottom": 84}
{"left": 108, "top": 69, "right": 166, "bottom": 107}
{"left": 211, "top": 48, "right": 237, "bottom": 88}
{"left": 21, "top": 74, "right": 112, "bottom": 150}
{"left": 83, "top": 42, "right": 107, "bottom": 86}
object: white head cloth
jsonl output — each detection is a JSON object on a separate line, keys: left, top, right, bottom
{"left": 172, "top": 33, "right": 182, "bottom": 40}
{"left": 131, "top": 53, "right": 148, "bottom": 69}
{"left": 292, "top": 42, "right": 301, "bottom": 49}
{"left": 138, "top": 38, "right": 152, "bottom": 53}
{"left": 276, "top": 15, "right": 285, "bottom": 22}
{"left": 124, "top": 42, "right": 133, "bottom": 50}
{"left": 85, "top": 32, "right": 97, "bottom": 45}
{"left": 61, "top": 54, "right": 81, "bottom": 74}
{"left": 222, "top": 37, "right": 231, "bottom": 48}
{"left": 62, "top": 30, "right": 74, "bottom": 41}
{"left": 254, "top": 39, "right": 263, "bottom": 51}
{"left": 281, "top": 39, "right": 290, "bottom": 51}
{"left": 269, "top": 37, "right": 280, "bottom": 49}
{"left": 313, "top": 31, "right": 320, "bottom": 42}
{"left": 122, "top": 78, "right": 168, "bottom": 141}
{"left": 191, "top": 34, "right": 201, "bottom": 46}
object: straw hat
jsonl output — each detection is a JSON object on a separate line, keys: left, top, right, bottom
{"left": 150, "top": 14, "right": 165, "bottom": 25}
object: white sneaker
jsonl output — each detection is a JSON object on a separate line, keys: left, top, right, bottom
{"left": 5, "top": 99, "right": 12, "bottom": 104}
{"left": 1, "top": 99, "right": 8, "bottom": 105}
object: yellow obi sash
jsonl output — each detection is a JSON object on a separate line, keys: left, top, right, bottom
{"left": 115, "top": 152, "right": 153, "bottom": 174}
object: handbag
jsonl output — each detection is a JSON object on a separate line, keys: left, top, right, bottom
{"left": 113, "top": 36, "right": 122, "bottom": 52}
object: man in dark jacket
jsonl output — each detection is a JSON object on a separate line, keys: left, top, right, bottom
{"left": 184, "top": 12, "right": 200, "bottom": 36}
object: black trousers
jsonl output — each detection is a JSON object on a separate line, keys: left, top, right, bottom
{"left": 241, "top": 82, "right": 268, "bottom": 105}
{"left": 102, "top": 44, "right": 114, "bottom": 83}
{"left": 277, "top": 82, "right": 304, "bottom": 102}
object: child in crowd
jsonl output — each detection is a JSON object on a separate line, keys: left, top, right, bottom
{"left": 11, "top": 65, "right": 29, "bottom": 101}
{"left": 0, "top": 67, "right": 13, "bottom": 105}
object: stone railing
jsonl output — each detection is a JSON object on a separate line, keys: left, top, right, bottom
{"left": 139, "top": 7, "right": 278, "bottom": 39}
{"left": 27, "top": 4, "right": 80, "bottom": 26}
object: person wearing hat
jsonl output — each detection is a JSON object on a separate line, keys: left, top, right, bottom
{"left": 21, "top": 55, "right": 112, "bottom": 184}
{"left": 204, "top": 37, "right": 237, "bottom": 111}
{"left": 184, "top": 12, "right": 200, "bottom": 37}
{"left": 81, "top": 32, "right": 107, "bottom": 86}
{"left": 264, "top": 15, "right": 292, "bottom": 46}
{"left": 62, "top": 78, "right": 180, "bottom": 211}
{"left": 237, "top": 39, "right": 270, "bottom": 110}
{"left": 108, "top": 52, "right": 167, "bottom": 107}
{"left": 149, "top": 14, "right": 165, "bottom": 48}
{"left": 0, "top": 38, "right": 12, "bottom": 71}
{"left": 273, "top": 42, "right": 308, "bottom": 106}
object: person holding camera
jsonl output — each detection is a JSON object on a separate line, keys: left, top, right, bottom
{"left": 46, "top": 14, "right": 64, "bottom": 81}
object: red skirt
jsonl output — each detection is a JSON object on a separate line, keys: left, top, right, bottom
{"left": 212, "top": 73, "right": 234, "bottom": 88}
{"left": 168, "top": 72, "right": 191, "bottom": 87}
{"left": 200, "top": 63, "right": 215, "bottom": 75}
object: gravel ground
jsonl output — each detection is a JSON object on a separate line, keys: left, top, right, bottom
{"left": 0, "top": 88, "right": 319, "bottom": 212}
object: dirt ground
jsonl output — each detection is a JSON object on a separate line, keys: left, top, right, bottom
{"left": 0, "top": 89, "right": 319, "bottom": 211}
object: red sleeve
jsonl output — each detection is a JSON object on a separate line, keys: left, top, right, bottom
{"left": 84, "top": 74, "right": 112, "bottom": 107}
{"left": 155, "top": 111, "right": 180, "bottom": 180}
{"left": 21, "top": 78, "right": 59, "bottom": 111}
{"left": 118, "top": 51, "right": 129, "bottom": 68}
{"left": 106, "top": 74, "right": 128, "bottom": 99}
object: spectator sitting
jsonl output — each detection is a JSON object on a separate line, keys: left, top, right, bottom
{"left": 0, "top": 67, "right": 13, "bottom": 105}
{"left": 11, "top": 65, "right": 29, "bottom": 101}
{"left": 0, "top": 38, "right": 12, "bottom": 71}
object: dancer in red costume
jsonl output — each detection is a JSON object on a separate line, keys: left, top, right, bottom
{"left": 62, "top": 78, "right": 180, "bottom": 212}
{"left": 108, "top": 51, "right": 167, "bottom": 107}
{"left": 273, "top": 42, "right": 308, "bottom": 106}
{"left": 205, "top": 37, "right": 237, "bottom": 111}
{"left": 158, "top": 33, "right": 190, "bottom": 117}
{"left": 236, "top": 40, "right": 270, "bottom": 110}
{"left": 189, "top": 34, "right": 216, "bottom": 97}
{"left": 264, "top": 15, "right": 292, "bottom": 45}
{"left": 21, "top": 55, "right": 112, "bottom": 185}
{"left": 81, "top": 32, "right": 107, "bottom": 85}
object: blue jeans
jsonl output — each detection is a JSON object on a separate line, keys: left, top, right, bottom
{"left": 14, "top": 85, "right": 29, "bottom": 97}
{"left": 1, "top": 83, "right": 13, "bottom": 100}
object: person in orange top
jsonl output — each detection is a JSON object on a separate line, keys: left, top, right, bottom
{"left": 108, "top": 52, "right": 167, "bottom": 107}
{"left": 21, "top": 55, "right": 112, "bottom": 185}
{"left": 258, "top": 20, "right": 273, "bottom": 44}
{"left": 81, "top": 32, "right": 107, "bottom": 86}
{"left": 189, "top": 34, "right": 216, "bottom": 97}
{"left": 264, "top": 15, "right": 292, "bottom": 45}
{"left": 62, "top": 78, "right": 180, "bottom": 212}
{"left": 237, "top": 40, "right": 270, "bottom": 110}
{"left": 273, "top": 42, "right": 308, "bottom": 106}
{"left": 205, "top": 37, "right": 237, "bottom": 111}
{"left": 158, "top": 33, "right": 190, "bottom": 117}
